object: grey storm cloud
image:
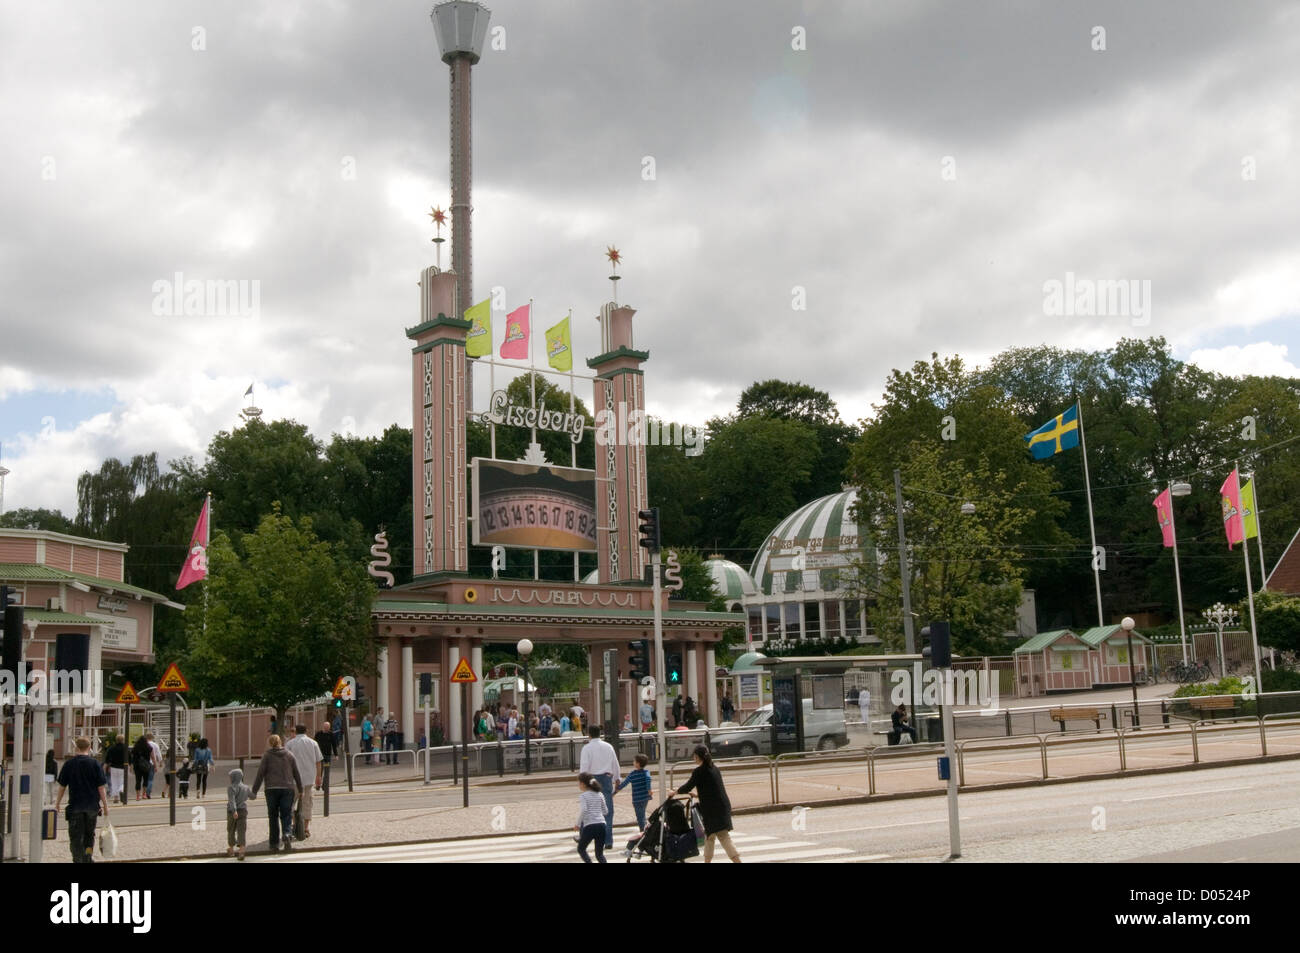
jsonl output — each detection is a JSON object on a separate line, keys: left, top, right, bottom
{"left": 1, "top": 0, "right": 1298, "bottom": 515}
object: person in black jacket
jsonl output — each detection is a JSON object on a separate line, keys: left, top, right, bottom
{"left": 674, "top": 744, "right": 740, "bottom": 863}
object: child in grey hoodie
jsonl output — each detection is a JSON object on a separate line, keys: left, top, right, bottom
{"left": 227, "top": 768, "right": 251, "bottom": 860}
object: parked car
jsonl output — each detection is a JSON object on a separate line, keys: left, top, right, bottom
{"left": 708, "top": 700, "right": 848, "bottom": 757}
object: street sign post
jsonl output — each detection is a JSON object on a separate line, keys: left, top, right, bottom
{"left": 115, "top": 682, "right": 138, "bottom": 805}
{"left": 450, "top": 658, "right": 478, "bottom": 807}
{"left": 156, "top": 663, "right": 189, "bottom": 827}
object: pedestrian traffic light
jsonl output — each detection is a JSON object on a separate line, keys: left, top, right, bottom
{"left": 2, "top": 586, "right": 22, "bottom": 677}
{"left": 628, "top": 640, "right": 650, "bottom": 682}
{"left": 356, "top": 681, "right": 367, "bottom": 705}
{"left": 666, "top": 653, "right": 682, "bottom": 686}
{"left": 333, "top": 696, "right": 344, "bottom": 709}
{"left": 637, "top": 508, "right": 660, "bottom": 555}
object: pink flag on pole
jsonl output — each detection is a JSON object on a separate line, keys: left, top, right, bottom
{"left": 176, "top": 497, "right": 210, "bottom": 590}
{"left": 499, "top": 304, "right": 530, "bottom": 360}
{"left": 1152, "top": 487, "right": 1175, "bottom": 548}
{"left": 1220, "top": 468, "right": 1244, "bottom": 549}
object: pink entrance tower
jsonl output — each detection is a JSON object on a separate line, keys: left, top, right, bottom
{"left": 590, "top": 302, "right": 650, "bottom": 583}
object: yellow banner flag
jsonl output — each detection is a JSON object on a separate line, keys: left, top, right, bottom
{"left": 545, "top": 316, "right": 572, "bottom": 372}
{"left": 464, "top": 298, "right": 491, "bottom": 357}
{"left": 1241, "top": 478, "right": 1259, "bottom": 539}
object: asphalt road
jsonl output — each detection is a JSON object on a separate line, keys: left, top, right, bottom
{"left": 182, "top": 758, "right": 1300, "bottom": 863}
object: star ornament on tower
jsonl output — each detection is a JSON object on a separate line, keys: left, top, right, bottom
{"left": 606, "top": 246, "right": 622, "bottom": 301}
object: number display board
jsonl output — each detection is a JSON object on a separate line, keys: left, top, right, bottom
{"left": 471, "top": 458, "right": 598, "bottom": 551}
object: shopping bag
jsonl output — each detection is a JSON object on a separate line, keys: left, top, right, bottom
{"left": 690, "top": 805, "right": 706, "bottom": 846}
{"left": 98, "top": 823, "right": 118, "bottom": 857}
{"left": 293, "top": 802, "right": 305, "bottom": 841}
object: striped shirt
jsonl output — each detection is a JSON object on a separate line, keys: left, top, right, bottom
{"left": 577, "top": 789, "right": 607, "bottom": 828}
{"left": 617, "top": 768, "right": 652, "bottom": 803}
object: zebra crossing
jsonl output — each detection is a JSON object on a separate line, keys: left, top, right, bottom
{"left": 190, "top": 827, "right": 888, "bottom": 863}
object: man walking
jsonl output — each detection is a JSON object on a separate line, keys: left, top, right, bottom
{"left": 578, "top": 725, "right": 621, "bottom": 850}
{"left": 315, "top": 720, "right": 336, "bottom": 765}
{"left": 251, "top": 734, "right": 303, "bottom": 852}
{"left": 639, "top": 697, "right": 655, "bottom": 732}
{"left": 104, "top": 732, "right": 128, "bottom": 804}
{"left": 54, "top": 736, "right": 109, "bottom": 863}
{"left": 720, "top": 692, "right": 735, "bottom": 723}
{"left": 145, "top": 731, "right": 163, "bottom": 797}
{"left": 285, "top": 725, "right": 323, "bottom": 839}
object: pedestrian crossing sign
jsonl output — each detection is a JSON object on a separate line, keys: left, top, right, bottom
{"left": 450, "top": 657, "right": 478, "bottom": 683}
{"left": 115, "top": 681, "right": 140, "bottom": 704}
{"left": 156, "top": 662, "right": 189, "bottom": 693}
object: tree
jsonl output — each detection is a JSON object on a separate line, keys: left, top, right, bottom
{"left": 0, "top": 507, "right": 76, "bottom": 533}
{"left": 1248, "top": 590, "right": 1300, "bottom": 654}
{"left": 186, "top": 506, "right": 375, "bottom": 732}
{"left": 849, "top": 355, "right": 1066, "bottom": 653}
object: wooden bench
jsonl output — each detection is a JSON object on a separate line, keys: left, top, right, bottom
{"left": 1189, "top": 696, "right": 1237, "bottom": 720}
{"left": 1049, "top": 707, "right": 1102, "bottom": 732}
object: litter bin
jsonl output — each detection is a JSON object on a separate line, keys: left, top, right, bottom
{"left": 923, "top": 716, "right": 944, "bottom": 743}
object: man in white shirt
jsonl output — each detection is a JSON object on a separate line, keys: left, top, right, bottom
{"left": 858, "top": 687, "right": 871, "bottom": 726}
{"left": 578, "top": 725, "right": 621, "bottom": 849}
{"left": 145, "top": 732, "right": 163, "bottom": 798}
{"left": 284, "top": 724, "right": 323, "bottom": 838}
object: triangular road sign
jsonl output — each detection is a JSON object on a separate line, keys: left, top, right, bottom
{"left": 156, "top": 662, "right": 190, "bottom": 693}
{"left": 450, "top": 657, "right": 478, "bottom": 683}
{"left": 115, "top": 681, "right": 140, "bottom": 704}
{"left": 332, "top": 676, "right": 355, "bottom": 700}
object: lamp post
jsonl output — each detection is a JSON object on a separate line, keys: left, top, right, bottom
{"left": 1202, "top": 602, "right": 1237, "bottom": 677}
{"left": 517, "top": 639, "right": 534, "bottom": 775}
{"left": 1121, "top": 616, "right": 1139, "bottom": 728}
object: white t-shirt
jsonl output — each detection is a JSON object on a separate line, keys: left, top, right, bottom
{"left": 579, "top": 737, "right": 620, "bottom": 781}
{"left": 285, "top": 733, "right": 322, "bottom": 784}
{"left": 147, "top": 740, "right": 162, "bottom": 767}
{"left": 859, "top": 689, "right": 871, "bottom": 717}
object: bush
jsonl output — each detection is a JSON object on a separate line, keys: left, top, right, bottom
{"left": 1172, "top": 676, "right": 1246, "bottom": 698}
{"left": 1262, "top": 667, "right": 1300, "bottom": 693}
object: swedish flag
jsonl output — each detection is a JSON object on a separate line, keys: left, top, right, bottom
{"left": 1025, "top": 403, "right": 1080, "bottom": 459}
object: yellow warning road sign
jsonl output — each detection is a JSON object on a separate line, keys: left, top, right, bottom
{"left": 450, "top": 657, "right": 478, "bottom": 683}
{"left": 156, "top": 662, "right": 190, "bottom": 693}
{"left": 333, "top": 676, "right": 355, "bottom": 700}
{"left": 115, "top": 681, "right": 140, "bottom": 704}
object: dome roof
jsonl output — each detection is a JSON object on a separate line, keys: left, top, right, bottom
{"left": 749, "top": 488, "right": 868, "bottom": 597}
{"left": 705, "top": 555, "right": 757, "bottom": 602}
{"left": 730, "top": 651, "right": 767, "bottom": 672}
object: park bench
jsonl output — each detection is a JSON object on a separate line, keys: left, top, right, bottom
{"left": 1049, "top": 707, "right": 1102, "bottom": 732}
{"left": 1188, "top": 696, "right": 1238, "bottom": 721}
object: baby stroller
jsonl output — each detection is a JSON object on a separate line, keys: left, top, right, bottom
{"left": 626, "top": 794, "right": 699, "bottom": 863}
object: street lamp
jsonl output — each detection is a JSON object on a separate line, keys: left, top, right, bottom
{"left": 1121, "top": 616, "right": 1139, "bottom": 728}
{"left": 517, "top": 638, "right": 534, "bottom": 775}
{"left": 1202, "top": 602, "right": 1237, "bottom": 676}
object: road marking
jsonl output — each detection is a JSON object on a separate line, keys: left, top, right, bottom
{"left": 1122, "top": 785, "right": 1254, "bottom": 802}
{"left": 807, "top": 853, "right": 892, "bottom": 863}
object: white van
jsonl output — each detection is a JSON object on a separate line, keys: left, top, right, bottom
{"left": 709, "top": 699, "right": 848, "bottom": 756}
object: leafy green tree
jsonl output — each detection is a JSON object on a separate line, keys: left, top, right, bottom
{"left": 186, "top": 506, "right": 375, "bottom": 731}
{"left": 0, "top": 507, "right": 76, "bottom": 532}
{"left": 1247, "top": 590, "right": 1300, "bottom": 654}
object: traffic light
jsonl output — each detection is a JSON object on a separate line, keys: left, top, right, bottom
{"left": 333, "top": 696, "right": 344, "bottom": 709}
{"left": 2, "top": 586, "right": 22, "bottom": 677}
{"left": 928, "top": 621, "right": 951, "bottom": 668}
{"left": 356, "top": 681, "right": 367, "bottom": 705}
{"left": 666, "top": 653, "right": 682, "bottom": 686}
{"left": 628, "top": 640, "right": 650, "bottom": 682}
{"left": 637, "top": 508, "right": 660, "bottom": 555}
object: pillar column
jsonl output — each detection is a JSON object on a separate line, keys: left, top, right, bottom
{"left": 818, "top": 600, "right": 827, "bottom": 640}
{"left": 471, "top": 642, "right": 484, "bottom": 713}
{"left": 798, "top": 599, "right": 808, "bottom": 640}
{"left": 447, "top": 642, "right": 462, "bottom": 740}
{"left": 686, "top": 645, "right": 698, "bottom": 712}
{"left": 839, "top": 600, "right": 848, "bottom": 640}
{"left": 376, "top": 644, "right": 389, "bottom": 717}
{"left": 705, "top": 647, "right": 718, "bottom": 727}
{"left": 401, "top": 639, "right": 415, "bottom": 750}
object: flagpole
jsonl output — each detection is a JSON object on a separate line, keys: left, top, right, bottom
{"left": 489, "top": 310, "right": 497, "bottom": 459}
{"left": 1076, "top": 403, "right": 1104, "bottom": 627}
{"left": 1249, "top": 471, "right": 1268, "bottom": 588}
{"left": 1167, "top": 481, "right": 1189, "bottom": 665}
{"left": 1235, "top": 465, "right": 1263, "bottom": 692}
{"left": 529, "top": 299, "right": 539, "bottom": 583}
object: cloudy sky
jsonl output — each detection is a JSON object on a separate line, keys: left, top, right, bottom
{"left": 2, "top": 0, "right": 1298, "bottom": 518}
